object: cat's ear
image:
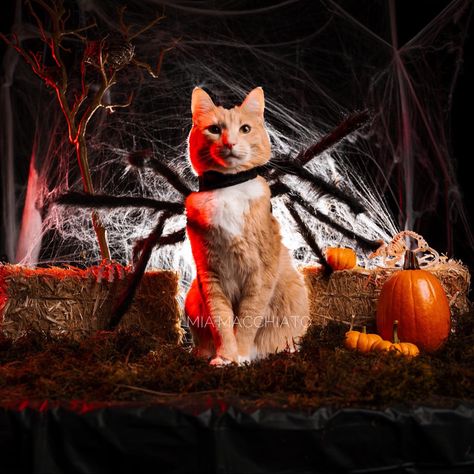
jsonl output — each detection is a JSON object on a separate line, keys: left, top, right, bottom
{"left": 191, "top": 87, "right": 216, "bottom": 117}
{"left": 240, "top": 87, "right": 265, "bottom": 116}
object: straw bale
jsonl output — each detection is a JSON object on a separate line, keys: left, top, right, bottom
{"left": 0, "top": 265, "right": 183, "bottom": 343}
{"left": 302, "top": 260, "right": 471, "bottom": 331}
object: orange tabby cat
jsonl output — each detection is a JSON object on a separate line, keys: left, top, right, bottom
{"left": 185, "top": 87, "right": 309, "bottom": 365}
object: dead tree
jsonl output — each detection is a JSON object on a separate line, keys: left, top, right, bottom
{"left": 1, "top": 0, "right": 174, "bottom": 260}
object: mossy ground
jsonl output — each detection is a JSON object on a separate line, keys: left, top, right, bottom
{"left": 0, "top": 313, "right": 473, "bottom": 411}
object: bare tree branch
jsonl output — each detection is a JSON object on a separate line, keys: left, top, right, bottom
{"left": 1, "top": 0, "right": 175, "bottom": 261}
{"left": 133, "top": 42, "right": 177, "bottom": 78}
{"left": 62, "top": 22, "right": 97, "bottom": 41}
{"left": 103, "top": 93, "right": 134, "bottom": 113}
{"left": 128, "top": 13, "right": 165, "bottom": 41}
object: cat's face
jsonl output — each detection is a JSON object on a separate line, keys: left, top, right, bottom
{"left": 188, "top": 87, "right": 271, "bottom": 175}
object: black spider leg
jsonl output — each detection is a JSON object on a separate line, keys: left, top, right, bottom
{"left": 124, "top": 155, "right": 193, "bottom": 265}
{"left": 271, "top": 161, "right": 365, "bottom": 215}
{"left": 55, "top": 190, "right": 187, "bottom": 266}
{"left": 108, "top": 211, "right": 172, "bottom": 331}
{"left": 132, "top": 227, "right": 187, "bottom": 265}
{"left": 260, "top": 110, "right": 371, "bottom": 214}
{"left": 262, "top": 110, "right": 370, "bottom": 182}
{"left": 55, "top": 191, "right": 185, "bottom": 214}
{"left": 158, "top": 228, "right": 187, "bottom": 247}
{"left": 285, "top": 201, "right": 332, "bottom": 276}
{"left": 295, "top": 110, "right": 370, "bottom": 167}
{"left": 55, "top": 190, "right": 187, "bottom": 329}
{"left": 271, "top": 182, "right": 382, "bottom": 253}
{"left": 131, "top": 155, "right": 195, "bottom": 197}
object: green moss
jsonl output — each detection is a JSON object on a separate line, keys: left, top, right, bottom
{"left": 0, "top": 315, "right": 473, "bottom": 409}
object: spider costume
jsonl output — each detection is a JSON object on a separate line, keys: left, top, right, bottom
{"left": 57, "top": 109, "right": 382, "bottom": 330}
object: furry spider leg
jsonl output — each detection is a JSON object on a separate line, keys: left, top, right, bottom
{"left": 270, "top": 181, "right": 382, "bottom": 253}
{"left": 128, "top": 153, "right": 195, "bottom": 197}
{"left": 267, "top": 160, "right": 365, "bottom": 214}
{"left": 261, "top": 110, "right": 371, "bottom": 215}
{"left": 56, "top": 190, "right": 187, "bottom": 266}
{"left": 55, "top": 191, "right": 185, "bottom": 214}
{"left": 285, "top": 201, "right": 332, "bottom": 275}
{"left": 131, "top": 227, "right": 187, "bottom": 265}
{"left": 108, "top": 210, "right": 172, "bottom": 330}
{"left": 55, "top": 189, "right": 187, "bottom": 329}
{"left": 265, "top": 110, "right": 371, "bottom": 183}
{"left": 157, "top": 228, "right": 187, "bottom": 246}
{"left": 56, "top": 110, "right": 371, "bottom": 329}
{"left": 295, "top": 110, "right": 370, "bottom": 166}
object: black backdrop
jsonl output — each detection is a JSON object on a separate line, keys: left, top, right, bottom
{"left": 0, "top": 0, "right": 473, "bottom": 273}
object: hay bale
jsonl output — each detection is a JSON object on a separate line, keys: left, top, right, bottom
{"left": 0, "top": 264, "right": 183, "bottom": 343}
{"left": 302, "top": 260, "right": 471, "bottom": 330}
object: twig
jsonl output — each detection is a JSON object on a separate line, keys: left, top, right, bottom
{"left": 103, "top": 93, "right": 134, "bottom": 113}
{"left": 62, "top": 22, "right": 97, "bottom": 40}
{"left": 132, "top": 43, "right": 176, "bottom": 79}
{"left": 128, "top": 14, "right": 165, "bottom": 41}
{"left": 116, "top": 384, "right": 226, "bottom": 397}
{"left": 116, "top": 384, "right": 177, "bottom": 397}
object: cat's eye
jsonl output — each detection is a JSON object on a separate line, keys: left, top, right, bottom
{"left": 207, "top": 125, "right": 221, "bottom": 135}
{"left": 240, "top": 124, "right": 251, "bottom": 134}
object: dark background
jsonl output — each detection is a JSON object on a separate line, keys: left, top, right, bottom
{"left": 1, "top": 0, "right": 473, "bottom": 272}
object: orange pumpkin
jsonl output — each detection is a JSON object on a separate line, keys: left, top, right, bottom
{"left": 345, "top": 326, "right": 383, "bottom": 352}
{"left": 345, "top": 315, "right": 382, "bottom": 352}
{"left": 326, "top": 247, "right": 357, "bottom": 271}
{"left": 389, "top": 320, "right": 420, "bottom": 357}
{"left": 376, "top": 250, "right": 450, "bottom": 353}
{"left": 372, "top": 339, "right": 393, "bottom": 352}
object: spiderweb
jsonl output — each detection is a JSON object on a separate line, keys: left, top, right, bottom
{"left": 1, "top": 0, "right": 472, "bottom": 296}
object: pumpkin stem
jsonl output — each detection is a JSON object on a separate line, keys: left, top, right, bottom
{"left": 393, "top": 320, "right": 400, "bottom": 343}
{"left": 403, "top": 250, "right": 420, "bottom": 270}
{"left": 362, "top": 326, "right": 367, "bottom": 334}
{"left": 349, "top": 314, "right": 355, "bottom": 331}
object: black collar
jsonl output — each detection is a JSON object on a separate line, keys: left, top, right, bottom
{"left": 198, "top": 167, "right": 265, "bottom": 192}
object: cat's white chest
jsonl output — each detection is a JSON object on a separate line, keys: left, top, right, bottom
{"left": 186, "top": 178, "right": 265, "bottom": 237}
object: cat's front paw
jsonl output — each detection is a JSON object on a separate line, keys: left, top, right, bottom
{"left": 209, "top": 356, "right": 232, "bottom": 367}
{"left": 237, "top": 354, "right": 251, "bottom": 365}
{"left": 236, "top": 346, "right": 258, "bottom": 366}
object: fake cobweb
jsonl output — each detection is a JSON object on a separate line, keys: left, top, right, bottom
{"left": 1, "top": 0, "right": 472, "bottom": 295}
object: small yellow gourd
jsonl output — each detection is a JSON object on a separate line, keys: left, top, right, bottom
{"left": 345, "top": 316, "right": 382, "bottom": 352}
{"left": 389, "top": 320, "right": 420, "bottom": 357}
{"left": 344, "top": 317, "right": 419, "bottom": 357}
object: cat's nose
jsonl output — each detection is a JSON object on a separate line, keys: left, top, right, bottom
{"left": 222, "top": 133, "right": 236, "bottom": 150}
